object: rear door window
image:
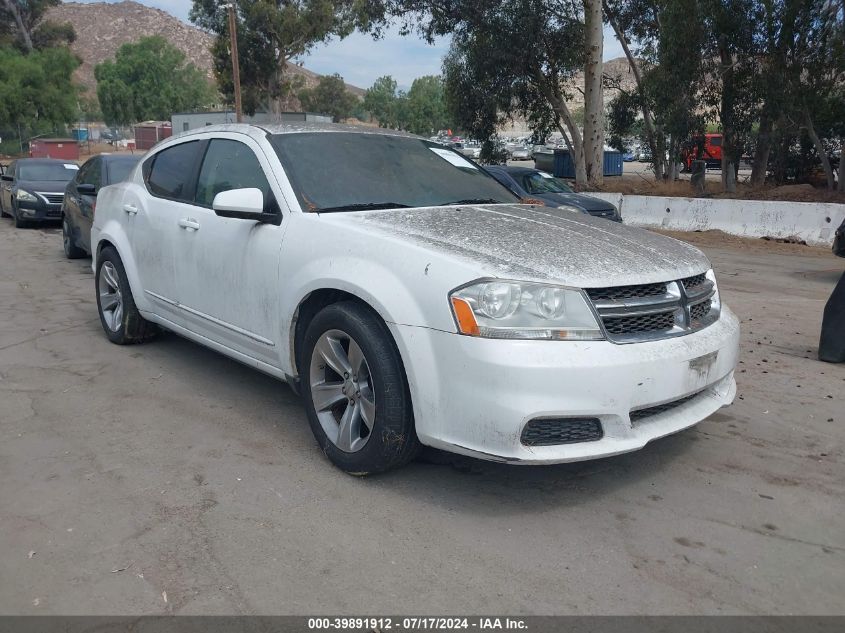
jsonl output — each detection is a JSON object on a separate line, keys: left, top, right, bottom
{"left": 146, "top": 141, "right": 202, "bottom": 201}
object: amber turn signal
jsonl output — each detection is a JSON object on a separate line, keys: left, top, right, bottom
{"left": 451, "top": 297, "right": 480, "bottom": 336}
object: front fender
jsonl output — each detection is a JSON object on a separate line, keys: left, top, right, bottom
{"left": 277, "top": 253, "right": 456, "bottom": 375}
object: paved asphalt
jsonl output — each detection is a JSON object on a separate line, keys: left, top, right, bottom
{"left": 0, "top": 219, "right": 843, "bottom": 615}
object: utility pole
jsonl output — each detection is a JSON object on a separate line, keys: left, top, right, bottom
{"left": 227, "top": 2, "right": 243, "bottom": 123}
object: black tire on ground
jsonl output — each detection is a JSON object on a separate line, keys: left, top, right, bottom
{"left": 301, "top": 301, "right": 421, "bottom": 475}
{"left": 13, "top": 205, "right": 29, "bottom": 229}
{"left": 63, "top": 216, "right": 86, "bottom": 259}
{"left": 95, "top": 246, "right": 158, "bottom": 345}
{"left": 819, "top": 271, "right": 845, "bottom": 363}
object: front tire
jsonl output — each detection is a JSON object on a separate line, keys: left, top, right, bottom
{"left": 63, "top": 216, "right": 86, "bottom": 259}
{"left": 95, "top": 246, "right": 158, "bottom": 344}
{"left": 13, "top": 204, "right": 29, "bottom": 229}
{"left": 301, "top": 301, "right": 420, "bottom": 475}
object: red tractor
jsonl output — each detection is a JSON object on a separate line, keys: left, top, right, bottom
{"left": 681, "top": 133, "right": 723, "bottom": 171}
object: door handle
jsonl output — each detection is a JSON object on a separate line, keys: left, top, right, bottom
{"left": 123, "top": 204, "right": 138, "bottom": 215}
{"left": 178, "top": 218, "right": 200, "bottom": 231}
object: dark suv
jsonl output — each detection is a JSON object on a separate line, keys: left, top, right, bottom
{"left": 0, "top": 159, "right": 79, "bottom": 228}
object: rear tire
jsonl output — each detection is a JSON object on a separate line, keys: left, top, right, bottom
{"left": 96, "top": 246, "right": 158, "bottom": 344}
{"left": 301, "top": 301, "right": 420, "bottom": 475}
{"left": 63, "top": 216, "right": 86, "bottom": 259}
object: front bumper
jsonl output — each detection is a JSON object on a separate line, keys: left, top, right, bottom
{"left": 16, "top": 197, "right": 63, "bottom": 221}
{"left": 390, "top": 306, "right": 740, "bottom": 464}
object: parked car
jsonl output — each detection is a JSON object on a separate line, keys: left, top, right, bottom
{"left": 484, "top": 165, "right": 620, "bottom": 221}
{"left": 509, "top": 145, "right": 532, "bottom": 161}
{"left": 62, "top": 154, "right": 142, "bottom": 258}
{"left": 91, "top": 123, "right": 739, "bottom": 474}
{"left": 834, "top": 217, "right": 845, "bottom": 258}
{"left": 0, "top": 158, "right": 79, "bottom": 228}
{"left": 460, "top": 142, "right": 482, "bottom": 159}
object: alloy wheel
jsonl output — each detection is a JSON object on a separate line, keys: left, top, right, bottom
{"left": 62, "top": 218, "right": 71, "bottom": 256}
{"left": 98, "top": 261, "right": 123, "bottom": 332}
{"left": 309, "top": 329, "right": 376, "bottom": 453}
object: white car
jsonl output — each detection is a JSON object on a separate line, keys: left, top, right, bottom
{"left": 91, "top": 124, "right": 740, "bottom": 474}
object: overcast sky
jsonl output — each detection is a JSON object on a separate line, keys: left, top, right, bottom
{"left": 76, "top": 0, "right": 625, "bottom": 89}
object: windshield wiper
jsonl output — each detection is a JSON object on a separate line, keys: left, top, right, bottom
{"left": 439, "top": 198, "right": 504, "bottom": 206}
{"left": 316, "top": 202, "right": 411, "bottom": 213}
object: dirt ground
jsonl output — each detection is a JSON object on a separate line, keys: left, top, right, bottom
{"left": 0, "top": 220, "right": 843, "bottom": 615}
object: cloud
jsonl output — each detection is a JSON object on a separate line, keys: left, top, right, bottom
{"left": 298, "top": 28, "right": 450, "bottom": 90}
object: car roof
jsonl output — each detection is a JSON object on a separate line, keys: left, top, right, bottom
{"left": 499, "top": 165, "right": 542, "bottom": 176}
{"left": 16, "top": 158, "right": 73, "bottom": 164}
{"left": 101, "top": 154, "right": 141, "bottom": 163}
{"left": 170, "top": 122, "right": 422, "bottom": 144}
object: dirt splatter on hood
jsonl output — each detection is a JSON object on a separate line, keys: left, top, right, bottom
{"left": 353, "top": 204, "right": 712, "bottom": 287}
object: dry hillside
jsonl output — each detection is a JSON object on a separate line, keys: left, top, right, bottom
{"left": 45, "top": 1, "right": 364, "bottom": 106}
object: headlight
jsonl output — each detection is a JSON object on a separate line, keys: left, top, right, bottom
{"left": 16, "top": 190, "right": 37, "bottom": 203}
{"left": 557, "top": 205, "right": 581, "bottom": 213}
{"left": 449, "top": 280, "right": 604, "bottom": 340}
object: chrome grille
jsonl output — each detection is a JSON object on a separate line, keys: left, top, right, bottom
{"left": 603, "top": 311, "right": 676, "bottom": 336}
{"left": 520, "top": 418, "right": 603, "bottom": 446}
{"left": 585, "top": 273, "right": 718, "bottom": 343}
{"left": 38, "top": 192, "right": 64, "bottom": 205}
{"left": 586, "top": 282, "right": 667, "bottom": 302}
{"left": 690, "top": 301, "right": 712, "bottom": 322}
{"left": 630, "top": 390, "right": 705, "bottom": 426}
{"left": 682, "top": 273, "right": 707, "bottom": 291}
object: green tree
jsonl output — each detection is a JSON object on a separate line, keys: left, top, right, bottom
{"left": 363, "top": 75, "right": 400, "bottom": 128}
{"left": 405, "top": 75, "right": 448, "bottom": 135}
{"left": 0, "top": 0, "right": 74, "bottom": 52}
{"left": 0, "top": 45, "right": 80, "bottom": 138}
{"left": 191, "top": 0, "right": 368, "bottom": 116}
{"left": 298, "top": 73, "right": 358, "bottom": 122}
{"left": 438, "top": 1, "right": 588, "bottom": 185}
{"left": 94, "top": 36, "right": 216, "bottom": 126}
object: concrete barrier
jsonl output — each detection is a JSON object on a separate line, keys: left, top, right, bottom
{"left": 586, "top": 192, "right": 845, "bottom": 247}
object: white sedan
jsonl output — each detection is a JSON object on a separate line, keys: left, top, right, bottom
{"left": 91, "top": 124, "right": 739, "bottom": 474}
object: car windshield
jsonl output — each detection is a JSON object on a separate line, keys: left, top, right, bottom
{"left": 107, "top": 159, "right": 139, "bottom": 184}
{"left": 270, "top": 132, "right": 518, "bottom": 212}
{"left": 19, "top": 162, "right": 78, "bottom": 181}
{"left": 523, "top": 172, "right": 574, "bottom": 194}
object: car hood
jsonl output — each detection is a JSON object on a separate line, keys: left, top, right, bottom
{"left": 354, "top": 204, "right": 710, "bottom": 287}
{"left": 16, "top": 180, "right": 70, "bottom": 192}
{"left": 534, "top": 191, "right": 615, "bottom": 212}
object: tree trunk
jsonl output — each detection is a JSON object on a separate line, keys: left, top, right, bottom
{"left": 2, "top": 0, "right": 34, "bottom": 52}
{"left": 603, "top": 0, "right": 662, "bottom": 180}
{"left": 750, "top": 109, "right": 773, "bottom": 186}
{"left": 583, "top": 0, "right": 605, "bottom": 188}
{"left": 537, "top": 74, "right": 588, "bottom": 189}
{"left": 723, "top": 158, "right": 736, "bottom": 193}
{"left": 803, "top": 110, "right": 836, "bottom": 190}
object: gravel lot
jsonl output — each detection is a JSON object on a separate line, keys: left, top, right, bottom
{"left": 0, "top": 219, "right": 843, "bottom": 615}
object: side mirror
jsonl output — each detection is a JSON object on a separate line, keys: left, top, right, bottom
{"left": 77, "top": 183, "right": 97, "bottom": 196}
{"left": 1, "top": 174, "right": 12, "bottom": 182}
{"left": 212, "top": 188, "right": 278, "bottom": 223}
